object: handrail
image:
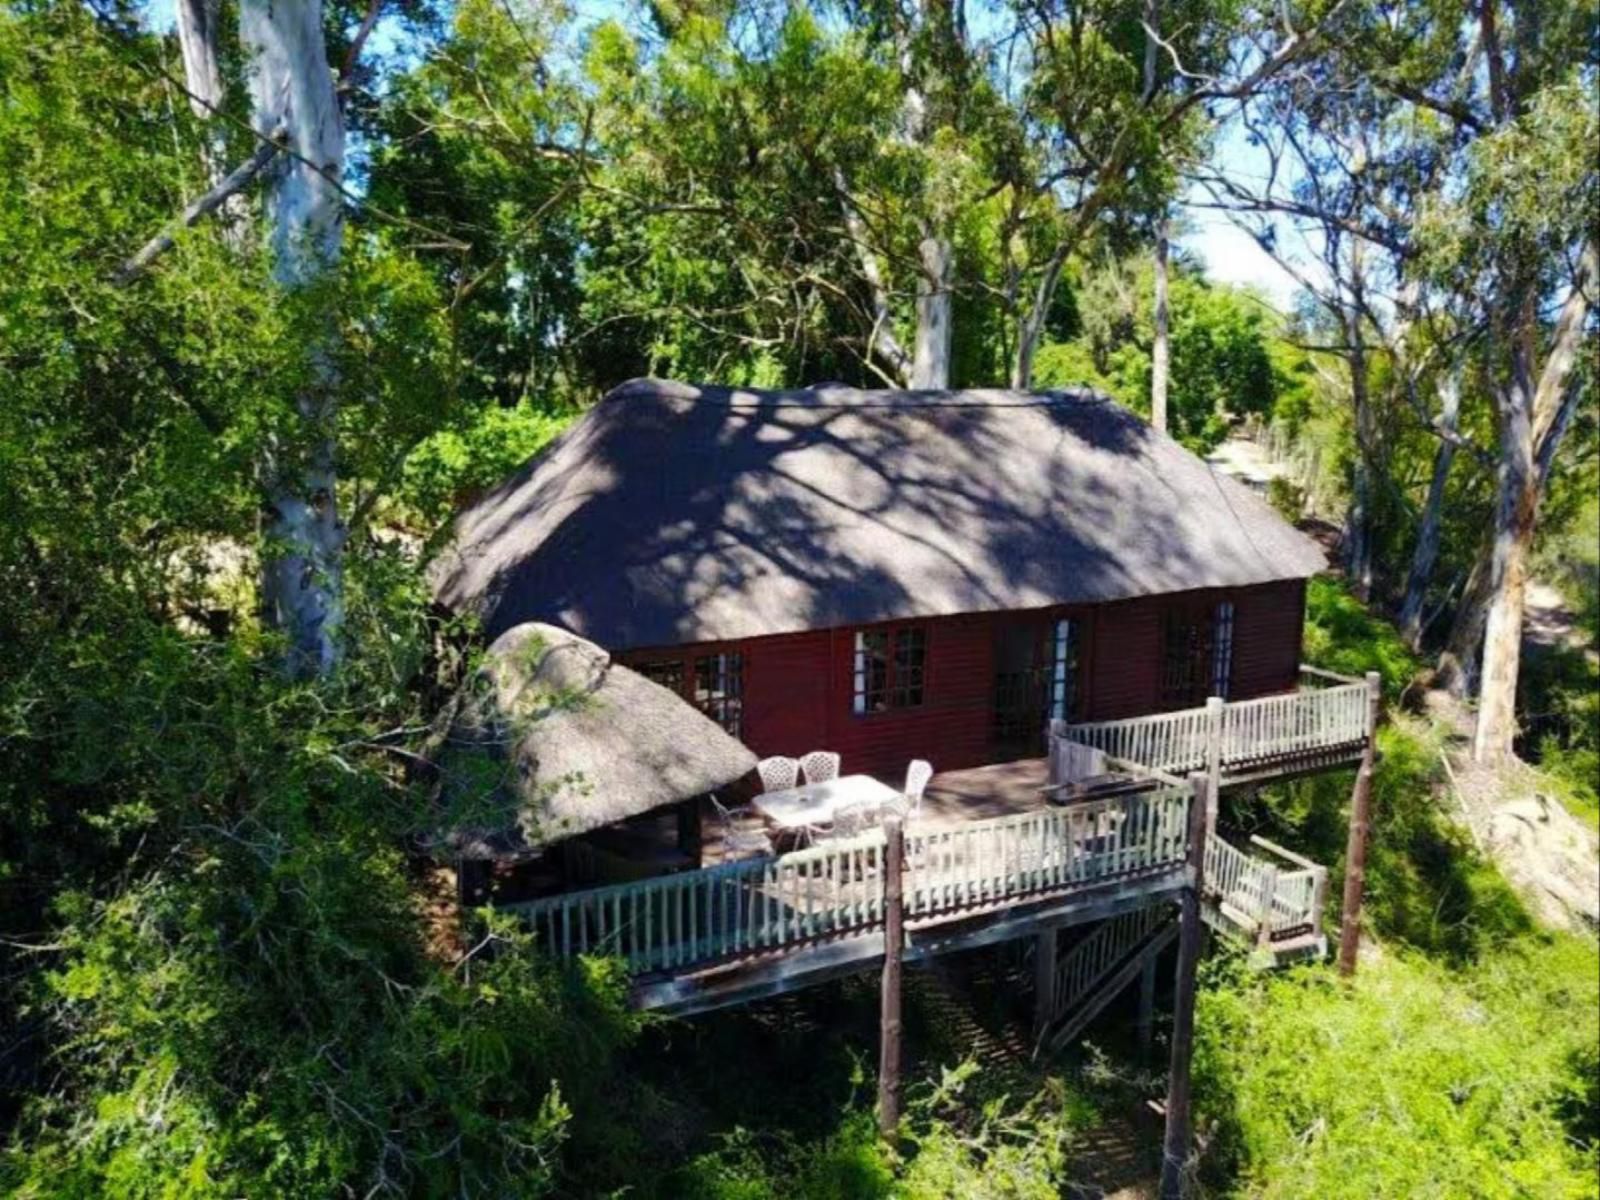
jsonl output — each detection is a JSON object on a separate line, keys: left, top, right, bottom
{"left": 1248, "top": 834, "right": 1319, "bottom": 871}
{"left": 1299, "top": 663, "right": 1363, "bottom": 686}
{"left": 1062, "top": 681, "right": 1370, "bottom": 782}
{"left": 508, "top": 785, "right": 1196, "bottom": 975}
{"left": 1203, "top": 837, "right": 1321, "bottom": 941}
{"left": 1051, "top": 905, "right": 1169, "bottom": 1020}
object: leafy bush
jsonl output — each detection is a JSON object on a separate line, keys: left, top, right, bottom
{"left": 1196, "top": 936, "right": 1600, "bottom": 1199}
{"left": 1301, "top": 575, "right": 1423, "bottom": 699}
{"left": 650, "top": 1062, "right": 1086, "bottom": 1200}
{"left": 401, "top": 401, "right": 575, "bottom": 525}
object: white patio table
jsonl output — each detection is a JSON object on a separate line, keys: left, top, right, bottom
{"left": 750, "top": 774, "right": 903, "bottom": 832}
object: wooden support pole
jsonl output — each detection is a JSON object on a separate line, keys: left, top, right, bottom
{"left": 456, "top": 857, "right": 491, "bottom": 909}
{"left": 1160, "top": 773, "right": 1210, "bottom": 1200}
{"left": 878, "top": 814, "right": 905, "bottom": 1140}
{"left": 1138, "top": 947, "right": 1159, "bottom": 1064}
{"left": 678, "top": 798, "right": 703, "bottom": 865}
{"left": 1203, "top": 697, "right": 1225, "bottom": 839}
{"left": 1256, "top": 862, "right": 1278, "bottom": 951}
{"left": 1032, "top": 927, "right": 1060, "bottom": 1042}
{"left": 1336, "top": 671, "right": 1383, "bottom": 976}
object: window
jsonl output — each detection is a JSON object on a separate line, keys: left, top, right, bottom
{"left": 635, "top": 658, "right": 685, "bottom": 695}
{"left": 1049, "top": 617, "right": 1081, "bottom": 722}
{"left": 1160, "top": 608, "right": 1213, "bottom": 709}
{"left": 1160, "top": 600, "right": 1235, "bottom": 708}
{"left": 853, "top": 626, "right": 926, "bottom": 714}
{"left": 632, "top": 651, "right": 744, "bottom": 737}
{"left": 693, "top": 652, "right": 743, "bottom": 738}
{"left": 1211, "top": 601, "right": 1235, "bottom": 700}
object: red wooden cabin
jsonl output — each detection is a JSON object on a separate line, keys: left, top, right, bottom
{"left": 434, "top": 380, "right": 1324, "bottom": 784}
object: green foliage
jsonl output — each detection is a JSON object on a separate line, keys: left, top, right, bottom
{"left": 1196, "top": 937, "right": 1600, "bottom": 1199}
{"left": 401, "top": 400, "right": 574, "bottom": 525}
{"left": 1300, "top": 576, "right": 1422, "bottom": 699}
{"left": 1033, "top": 258, "right": 1294, "bottom": 450}
{"left": 653, "top": 1062, "right": 1084, "bottom": 1200}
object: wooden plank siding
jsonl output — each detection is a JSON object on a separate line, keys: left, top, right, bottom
{"left": 616, "top": 580, "right": 1309, "bottom": 783}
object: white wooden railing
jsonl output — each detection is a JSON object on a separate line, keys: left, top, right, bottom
{"left": 1220, "top": 682, "right": 1369, "bottom": 768}
{"left": 509, "top": 833, "right": 890, "bottom": 973}
{"left": 1051, "top": 905, "right": 1170, "bottom": 1019}
{"left": 1062, "top": 670, "right": 1371, "bottom": 780}
{"left": 1202, "top": 836, "right": 1324, "bottom": 942}
{"left": 1061, "top": 705, "right": 1214, "bottom": 776}
{"left": 902, "top": 789, "right": 1192, "bottom": 921}
{"left": 509, "top": 786, "right": 1196, "bottom": 976}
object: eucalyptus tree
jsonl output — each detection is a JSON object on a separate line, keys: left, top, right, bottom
{"left": 1003, "top": 0, "right": 1335, "bottom": 389}
{"left": 1204, "top": 0, "right": 1596, "bottom": 760}
{"left": 1360, "top": 0, "right": 1595, "bottom": 761}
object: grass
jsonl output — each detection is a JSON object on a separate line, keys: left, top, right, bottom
{"left": 1196, "top": 935, "right": 1600, "bottom": 1199}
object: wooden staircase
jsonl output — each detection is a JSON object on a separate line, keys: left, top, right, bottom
{"left": 1033, "top": 906, "right": 1179, "bottom": 1058}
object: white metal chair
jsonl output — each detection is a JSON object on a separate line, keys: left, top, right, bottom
{"left": 815, "top": 800, "right": 877, "bottom": 844}
{"left": 756, "top": 755, "right": 799, "bottom": 793}
{"left": 710, "top": 794, "right": 772, "bottom": 860}
{"left": 885, "top": 759, "right": 934, "bottom": 820}
{"left": 799, "top": 749, "right": 841, "bottom": 785}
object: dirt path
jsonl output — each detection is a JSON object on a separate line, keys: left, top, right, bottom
{"left": 1523, "top": 579, "right": 1598, "bottom": 662}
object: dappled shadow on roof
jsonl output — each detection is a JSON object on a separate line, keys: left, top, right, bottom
{"left": 432, "top": 381, "right": 1321, "bottom": 649}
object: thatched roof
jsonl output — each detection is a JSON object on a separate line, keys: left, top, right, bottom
{"left": 433, "top": 380, "right": 1326, "bottom": 650}
{"left": 437, "top": 622, "right": 757, "bottom": 859}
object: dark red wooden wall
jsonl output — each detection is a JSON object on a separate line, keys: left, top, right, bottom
{"left": 618, "top": 579, "right": 1308, "bottom": 782}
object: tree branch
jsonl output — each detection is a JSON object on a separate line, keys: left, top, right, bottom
{"left": 114, "top": 127, "right": 286, "bottom": 285}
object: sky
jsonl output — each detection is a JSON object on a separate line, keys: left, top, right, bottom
{"left": 138, "top": 0, "right": 1307, "bottom": 311}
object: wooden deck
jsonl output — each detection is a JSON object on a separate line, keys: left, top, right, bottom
{"left": 920, "top": 758, "right": 1050, "bottom": 824}
{"left": 501, "top": 676, "right": 1369, "bottom": 1012}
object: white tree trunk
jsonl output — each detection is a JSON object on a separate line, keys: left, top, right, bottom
{"left": 1344, "top": 325, "right": 1374, "bottom": 601}
{"left": 175, "top": 0, "right": 225, "bottom": 174}
{"left": 912, "top": 234, "right": 953, "bottom": 389}
{"left": 1150, "top": 218, "right": 1170, "bottom": 431}
{"left": 240, "top": 0, "right": 347, "bottom": 677}
{"left": 834, "top": 168, "right": 912, "bottom": 385}
{"left": 1398, "top": 374, "right": 1460, "bottom": 648}
{"left": 1474, "top": 367, "right": 1536, "bottom": 763}
{"left": 1010, "top": 244, "right": 1067, "bottom": 388}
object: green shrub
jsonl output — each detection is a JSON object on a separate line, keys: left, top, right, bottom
{"left": 1196, "top": 936, "right": 1600, "bottom": 1199}
{"left": 647, "top": 1063, "right": 1087, "bottom": 1200}
{"left": 401, "top": 401, "right": 574, "bottom": 524}
{"left": 1301, "top": 576, "right": 1424, "bottom": 700}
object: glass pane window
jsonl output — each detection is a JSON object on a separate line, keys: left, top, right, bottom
{"left": 634, "top": 652, "right": 744, "bottom": 738}
{"left": 1211, "top": 602, "right": 1235, "bottom": 700}
{"left": 635, "top": 657, "right": 686, "bottom": 695}
{"left": 853, "top": 625, "right": 925, "bottom": 713}
{"left": 694, "top": 652, "right": 744, "bottom": 737}
{"left": 1049, "top": 618, "right": 1080, "bottom": 721}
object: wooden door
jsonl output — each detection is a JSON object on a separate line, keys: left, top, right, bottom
{"left": 1160, "top": 605, "right": 1215, "bottom": 710}
{"left": 992, "top": 620, "right": 1051, "bottom": 756}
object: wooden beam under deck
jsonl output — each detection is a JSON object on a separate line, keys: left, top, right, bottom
{"left": 631, "top": 867, "right": 1192, "bottom": 1017}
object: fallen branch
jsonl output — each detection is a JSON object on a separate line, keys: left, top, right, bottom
{"left": 114, "top": 126, "right": 286, "bottom": 285}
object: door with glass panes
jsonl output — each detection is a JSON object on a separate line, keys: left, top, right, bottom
{"left": 991, "top": 615, "right": 1082, "bottom": 757}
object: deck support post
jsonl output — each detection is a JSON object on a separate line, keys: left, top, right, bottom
{"left": 877, "top": 814, "right": 906, "bottom": 1140}
{"left": 1203, "top": 697, "right": 1225, "bottom": 839}
{"left": 1138, "top": 948, "right": 1159, "bottom": 1063}
{"left": 456, "top": 857, "right": 491, "bottom": 909}
{"left": 1160, "top": 773, "right": 1210, "bottom": 1200}
{"left": 1032, "top": 927, "right": 1059, "bottom": 1042}
{"left": 1336, "top": 672, "right": 1383, "bottom": 977}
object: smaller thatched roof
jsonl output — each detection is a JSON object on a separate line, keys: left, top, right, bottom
{"left": 436, "top": 623, "right": 757, "bottom": 860}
